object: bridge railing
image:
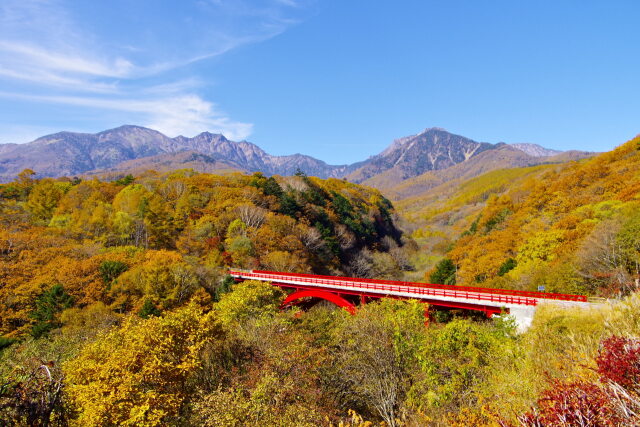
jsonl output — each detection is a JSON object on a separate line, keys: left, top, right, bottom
{"left": 230, "top": 270, "right": 540, "bottom": 307}
{"left": 246, "top": 270, "right": 588, "bottom": 302}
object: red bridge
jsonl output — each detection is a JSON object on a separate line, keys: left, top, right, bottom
{"left": 229, "top": 269, "right": 589, "bottom": 330}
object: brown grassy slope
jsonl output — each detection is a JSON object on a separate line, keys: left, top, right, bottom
{"left": 365, "top": 146, "right": 594, "bottom": 199}
{"left": 85, "top": 150, "right": 246, "bottom": 178}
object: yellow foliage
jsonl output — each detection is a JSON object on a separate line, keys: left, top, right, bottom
{"left": 64, "top": 304, "right": 220, "bottom": 426}
{"left": 516, "top": 229, "right": 565, "bottom": 265}
{"left": 111, "top": 250, "right": 198, "bottom": 310}
{"left": 214, "top": 280, "right": 285, "bottom": 329}
{"left": 422, "top": 135, "right": 640, "bottom": 292}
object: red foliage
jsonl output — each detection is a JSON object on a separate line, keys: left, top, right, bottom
{"left": 595, "top": 335, "right": 640, "bottom": 390}
{"left": 519, "top": 379, "right": 620, "bottom": 426}
{"left": 518, "top": 335, "right": 640, "bottom": 426}
{"left": 204, "top": 236, "right": 222, "bottom": 251}
{"left": 188, "top": 211, "right": 203, "bottom": 220}
{"left": 221, "top": 251, "right": 233, "bottom": 266}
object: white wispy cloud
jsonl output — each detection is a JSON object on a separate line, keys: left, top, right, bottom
{"left": 0, "top": 41, "right": 135, "bottom": 78}
{"left": 0, "top": 91, "right": 254, "bottom": 141}
{"left": 0, "top": 0, "right": 310, "bottom": 140}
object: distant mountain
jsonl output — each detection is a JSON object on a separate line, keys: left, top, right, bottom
{"left": 172, "top": 132, "right": 349, "bottom": 177}
{"left": 0, "top": 126, "right": 179, "bottom": 180}
{"left": 380, "top": 145, "right": 595, "bottom": 200}
{"left": 510, "top": 143, "right": 562, "bottom": 157}
{"left": 345, "top": 128, "right": 497, "bottom": 185}
{"left": 0, "top": 125, "right": 348, "bottom": 182}
{"left": 0, "top": 125, "right": 591, "bottom": 187}
{"left": 89, "top": 151, "right": 246, "bottom": 177}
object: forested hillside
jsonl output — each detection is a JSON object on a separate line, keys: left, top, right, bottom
{"left": 404, "top": 135, "right": 640, "bottom": 298}
{"left": 1, "top": 140, "right": 640, "bottom": 426}
{"left": 0, "top": 169, "right": 406, "bottom": 337}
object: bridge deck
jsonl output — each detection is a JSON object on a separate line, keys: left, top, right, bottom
{"left": 228, "top": 270, "right": 588, "bottom": 309}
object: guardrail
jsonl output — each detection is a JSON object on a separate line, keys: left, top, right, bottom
{"left": 229, "top": 270, "right": 541, "bottom": 307}
{"left": 246, "top": 270, "right": 587, "bottom": 302}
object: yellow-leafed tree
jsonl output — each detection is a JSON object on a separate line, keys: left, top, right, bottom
{"left": 63, "top": 304, "right": 221, "bottom": 426}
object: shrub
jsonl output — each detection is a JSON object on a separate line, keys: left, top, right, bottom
{"left": 596, "top": 335, "right": 640, "bottom": 390}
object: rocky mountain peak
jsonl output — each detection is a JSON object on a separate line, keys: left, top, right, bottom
{"left": 191, "top": 131, "right": 229, "bottom": 142}
{"left": 0, "top": 125, "right": 583, "bottom": 187}
{"left": 350, "top": 128, "right": 497, "bottom": 183}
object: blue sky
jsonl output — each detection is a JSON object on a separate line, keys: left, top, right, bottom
{"left": 0, "top": 0, "right": 639, "bottom": 164}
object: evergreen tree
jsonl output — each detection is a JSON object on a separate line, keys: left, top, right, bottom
{"left": 429, "top": 258, "right": 457, "bottom": 285}
{"left": 99, "top": 260, "right": 128, "bottom": 285}
{"left": 497, "top": 258, "right": 517, "bottom": 276}
{"left": 138, "top": 299, "right": 161, "bottom": 318}
{"left": 30, "top": 284, "right": 74, "bottom": 338}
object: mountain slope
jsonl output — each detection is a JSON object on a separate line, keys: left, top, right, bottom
{"left": 0, "top": 125, "right": 589, "bottom": 189}
{"left": 0, "top": 125, "right": 349, "bottom": 182}
{"left": 173, "top": 132, "right": 349, "bottom": 177}
{"left": 510, "top": 143, "right": 562, "bottom": 157}
{"left": 401, "top": 134, "right": 640, "bottom": 297}
{"left": 377, "top": 145, "right": 541, "bottom": 199}
{"left": 88, "top": 151, "right": 246, "bottom": 177}
{"left": 345, "top": 128, "right": 497, "bottom": 185}
{"left": 369, "top": 145, "right": 595, "bottom": 199}
{"left": 0, "top": 126, "right": 180, "bottom": 180}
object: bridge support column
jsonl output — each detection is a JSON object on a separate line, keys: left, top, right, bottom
{"left": 423, "top": 304, "right": 430, "bottom": 327}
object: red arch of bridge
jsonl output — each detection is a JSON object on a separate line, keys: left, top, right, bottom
{"left": 281, "top": 289, "right": 357, "bottom": 315}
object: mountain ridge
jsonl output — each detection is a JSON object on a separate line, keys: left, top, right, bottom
{"left": 510, "top": 143, "right": 563, "bottom": 157}
{"left": 0, "top": 125, "right": 593, "bottom": 189}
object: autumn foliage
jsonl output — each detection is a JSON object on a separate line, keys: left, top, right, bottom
{"left": 519, "top": 335, "right": 640, "bottom": 426}
{"left": 410, "top": 135, "right": 640, "bottom": 297}
{"left": 2, "top": 136, "right": 640, "bottom": 426}
{"left": 0, "top": 170, "right": 403, "bottom": 337}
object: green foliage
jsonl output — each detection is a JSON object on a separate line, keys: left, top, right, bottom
{"left": 431, "top": 309, "right": 453, "bottom": 323}
{"left": 617, "top": 208, "right": 640, "bottom": 273}
{"left": 429, "top": 258, "right": 456, "bottom": 285}
{"left": 461, "top": 216, "right": 480, "bottom": 237}
{"left": 0, "top": 336, "right": 16, "bottom": 351}
{"left": 250, "top": 173, "right": 284, "bottom": 199}
{"left": 498, "top": 258, "right": 517, "bottom": 276}
{"left": 314, "top": 221, "right": 340, "bottom": 256}
{"left": 301, "top": 177, "right": 328, "bottom": 207}
{"left": 263, "top": 177, "right": 283, "bottom": 198}
{"left": 30, "top": 284, "right": 74, "bottom": 338}
{"left": 278, "top": 192, "right": 300, "bottom": 217}
{"left": 331, "top": 191, "right": 354, "bottom": 219}
{"left": 115, "top": 174, "right": 135, "bottom": 186}
{"left": 410, "top": 318, "right": 516, "bottom": 413}
{"left": 99, "top": 260, "right": 128, "bottom": 285}
{"left": 215, "top": 275, "right": 235, "bottom": 301}
{"left": 330, "top": 299, "right": 426, "bottom": 425}
{"left": 138, "top": 299, "right": 161, "bottom": 318}
{"left": 376, "top": 196, "right": 394, "bottom": 222}
{"left": 484, "top": 208, "right": 511, "bottom": 232}
{"left": 226, "top": 219, "right": 246, "bottom": 237}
